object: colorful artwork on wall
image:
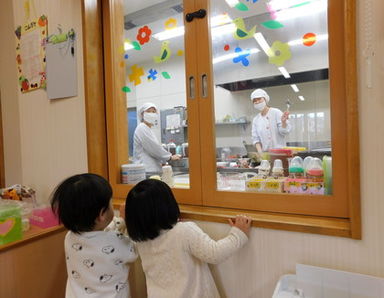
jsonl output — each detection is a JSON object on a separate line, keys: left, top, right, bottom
{"left": 15, "top": 15, "right": 48, "bottom": 93}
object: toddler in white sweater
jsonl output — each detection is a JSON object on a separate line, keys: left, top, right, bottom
{"left": 124, "top": 179, "right": 251, "bottom": 298}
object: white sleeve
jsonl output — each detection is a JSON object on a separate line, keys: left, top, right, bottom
{"left": 137, "top": 126, "right": 171, "bottom": 162}
{"left": 275, "top": 109, "right": 291, "bottom": 135}
{"left": 112, "top": 233, "right": 138, "bottom": 264}
{"left": 251, "top": 117, "right": 261, "bottom": 145}
{"left": 184, "top": 222, "right": 248, "bottom": 265}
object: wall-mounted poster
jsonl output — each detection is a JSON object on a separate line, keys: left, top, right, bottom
{"left": 15, "top": 15, "right": 47, "bottom": 93}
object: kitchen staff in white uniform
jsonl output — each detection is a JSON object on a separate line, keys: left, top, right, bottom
{"left": 251, "top": 89, "right": 291, "bottom": 156}
{"left": 133, "top": 103, "right": 180, "bottom": 173}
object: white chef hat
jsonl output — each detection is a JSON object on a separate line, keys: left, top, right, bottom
{"left": 250, "top": 89, "right": 270, "bottom": 103}
{"left": 138, "top": 102, "right": 157, "bottom": 121}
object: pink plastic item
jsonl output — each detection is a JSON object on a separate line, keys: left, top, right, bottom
{"left": 29, "top": 206, "right": 59, "bottom": 228}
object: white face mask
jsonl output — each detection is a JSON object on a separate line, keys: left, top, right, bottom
{"left": 254, "top": 101, "right": 266, "bottom": 111}
{"left": 143, "top": 112, "right": 158, "bottom": 125}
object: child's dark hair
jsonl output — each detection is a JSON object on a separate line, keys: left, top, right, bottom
{"left": 51, "top": 173, "right": 112, "bottom": 233}
{"left": 125, "top": 179, "right": 180, "bottom": 242}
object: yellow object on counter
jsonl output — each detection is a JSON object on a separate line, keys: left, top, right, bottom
{"left": 283, "top": 146, "right": 307, "bottom": 152}
{"left": 149, "top": 175, "right": 161, "bottom": 180}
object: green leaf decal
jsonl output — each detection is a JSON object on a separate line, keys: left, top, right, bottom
{"left": 122, "top": 86, "right": 131, "bottom": 93}
{"left": 234, "top": 3, "right": 249, "bottom": 11}
{"left": 261, "top": 20, "right": 284, "bottom": 29}
{"left": 161, "top": 72, "right": 171, "bottom": 79}
{"left": 132, "top": 41, "right": 141, "bottom": 50}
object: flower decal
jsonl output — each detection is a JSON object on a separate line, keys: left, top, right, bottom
{"left": 136, "top": 26, "right": 152, "bottom": 45}
{"left": 165, "top": 18, "right": 177, "bottom": 30}
{"left": 268, "top": 41, "right": 291, "bottom": 66}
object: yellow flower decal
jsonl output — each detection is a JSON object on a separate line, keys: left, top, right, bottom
{"left": 165, "top": 18, "right": 177, "bottom": 30}
{"left": 268, "top": 41, "right": 291, "bottom": 66}
{"left": 128, "top": 64, "right": 144, "bottom": 86}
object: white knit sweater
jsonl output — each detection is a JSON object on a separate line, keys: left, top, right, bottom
{"left": 137, "top": 221, "right": 249, "bottom": 298}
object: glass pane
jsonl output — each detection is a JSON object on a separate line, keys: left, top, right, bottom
{"left": 210, "top": 0, "right": 332, "bottom": 195}
{"left": 122, "top": 0, "right": 189, "bottom": 188}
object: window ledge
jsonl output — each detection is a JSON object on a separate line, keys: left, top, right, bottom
{"left": 113, "top": 199, "right": 353, "bottom": 238}
{"left": 179, "top": 204, "right": 353, "bottom": 238}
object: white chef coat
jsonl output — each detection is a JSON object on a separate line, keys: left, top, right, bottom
{"left": 133, "top": 122, "right": 171, "bottom": 173}
{"left": 251, "top": 107, "right": 291, "bottom": 151}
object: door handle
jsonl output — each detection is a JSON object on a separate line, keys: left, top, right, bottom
{"left": 201, "top": 74, "right": 208, "bottom": 98}
{"left": 185, "top": 9, "right": 207, "bottom": 23}
{"left": 188, "top": 76, "right": 195, "bottom": 99}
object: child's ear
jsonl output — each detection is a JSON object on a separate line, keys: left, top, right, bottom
{"left": 96, "top": 207, "right": 108, "bottom": 224}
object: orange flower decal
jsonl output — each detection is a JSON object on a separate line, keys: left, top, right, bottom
{"left": 136, "top": 26, "right": 152, "bottom": 45}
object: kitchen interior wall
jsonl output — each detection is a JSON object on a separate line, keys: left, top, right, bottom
{"left": 0, "top": 0, "right": 88, "bottom": 203}
{"left": 1, "top": 1, "right": 384, "bottom": 298}
{"left": 126, "top": 55, "right": 331, "bottom": 150}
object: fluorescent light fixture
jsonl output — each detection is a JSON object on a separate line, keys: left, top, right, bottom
{"left": 298, "top": 95, "right": 305, "bottom": 101}
{"left": 211, "top": 14, "right": 232, "bottom": 27}
{"left": 291, "top": 84, "right": 299, "bottom": 92}
{"left": 124, "top": 42, "right": 133, "bottom": 51}
{"left": 212, "top": 48, "right": 260, "bottom": 64}
{"left": 152, "top": 14, "right": 234, "bottom": 42}
{"left": 275, "top": 0, "right": 327, "bottom": 21}
{"left": 278, "top": 67, "right": 291, "bottom": 78}
{"left": 268, "top": 0, "right": 314, "bottom": 11}
{"left": 225, "top": 0, "right": 240, "bottom": 8}
{"left": 211, "top": 23, "right": 236, "bottom": 36}
{"left": 254, "top": 32, "right": 273, "bottom": 57}
{"left": 153, "top": 26, "right": 185, "bottom": 41}
{"left": 288, "top": 34, "right": 328, "bottom": 46}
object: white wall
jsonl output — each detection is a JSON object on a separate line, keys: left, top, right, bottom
{"left": 0, "top": 0, "right": 88, "bottom": 203}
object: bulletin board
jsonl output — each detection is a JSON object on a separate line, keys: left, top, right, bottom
{"left": 15, "top": 15, "right": 47, "bottom": 93}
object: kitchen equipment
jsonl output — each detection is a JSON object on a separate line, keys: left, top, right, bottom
{"left": 286, "top": 98, "right": 291, "bottom": 111}
{"left": 182, "top": 143, "right": 189, "bottom": 157}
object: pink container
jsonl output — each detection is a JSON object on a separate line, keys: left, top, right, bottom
{"left": 29, "top": 206, "right": 59, "bottom": 228}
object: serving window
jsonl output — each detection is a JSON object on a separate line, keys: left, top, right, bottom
{"left": 82, "top": 0, "right": 360, "bottom": 238}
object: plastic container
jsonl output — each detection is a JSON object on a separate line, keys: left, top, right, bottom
{"left": 0, "top": 203, "right": 22, "bottom": 245}
{"left": 303, "top": 156, "right": 313, "bottom": 176}
{"left": 289, "top": 156, "right": 304, "bottom": 178}
{"left": 272, "top": 159, "right": 284, "bottom": 178}
{"left": 162, "top": 165, "right": 174, "bottom": 187}
{"left": 121, "top": 164, "right": 146, "bottom": 185}
{"left": 182, "top": 143, "right": 189, "bottom": 157}
{"left": 29, "top": 206, "right": 59, "bottom": 228}
{"left": 167, "top": 142, "right": 176, "bottom": 155}
{"left": 258, "top": 160, "right": 271, "bottom": 177}
{"left": 306, "top": 157, "right": 324, "bottom": 181}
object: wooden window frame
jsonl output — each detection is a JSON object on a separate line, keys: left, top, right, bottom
{"left": 82, "top": 0, "right": 360, "bottom": 239}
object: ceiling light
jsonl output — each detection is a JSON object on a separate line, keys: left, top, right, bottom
{"left": 211, "top": 23, "right": 236, "bottom": 36}
{"left": 124, "top": 41, "right": 133, "bottom": 51}
{"left": 268, "top": 0, "right": 314, "bottom": 11}
{"left": 298, "top": 95, "right": 305, "bottom": 101}
{"left": 225, "top": 0, "right": 240, "bottom": 8}
{"left": 288, "top": 34, "right": 328, "bottom": 46}
{"left": 278, "top": 67, "right": 291, "bottom": 78}
{"left": 212, "top": 48, "right": 260, "bottom": 64}
{"left": 211, "top": 14, "right": 232, "bottom": 27}
{"left": 152, "top": 26, "right": 185, "bottom": 41}
{"left": 291, "top": 84, "right": 299, "bottom": 92}
{"left": 152, "top": 15, "right": 234, "bottom": 42}
{"left": 275, "top": 0, "right": 327, "bottom": 21}
{"left": 254, "top": 32, "right": 273, "bottom": 57}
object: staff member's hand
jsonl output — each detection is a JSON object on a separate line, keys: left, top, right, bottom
{"left": 281, "top": 111, "right": 289, "bottom": 125}
{"left": 170, "top": 154, "right": 181, "bottom": 161}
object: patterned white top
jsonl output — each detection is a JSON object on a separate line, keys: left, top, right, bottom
{"left": 64, "top": 230, "right": 137, "bottom": 298}
{"left": 137, "top": 221, "right": 249, "bottom": 298}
